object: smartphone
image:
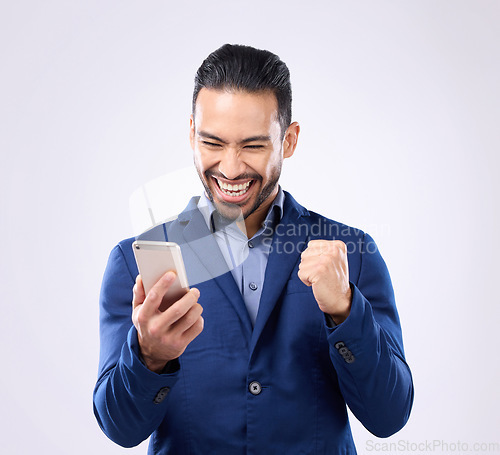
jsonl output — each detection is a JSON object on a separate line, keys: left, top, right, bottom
{"left": 132, "top": 240, "right": 190, "bottom": 311}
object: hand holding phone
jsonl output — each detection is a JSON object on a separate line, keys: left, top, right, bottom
{"left": 132, "top": 241, "right": 203, "bottom": 372}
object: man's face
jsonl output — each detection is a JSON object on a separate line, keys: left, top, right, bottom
{"left": 190, "top": 88, "right": 297, "bottom": 222}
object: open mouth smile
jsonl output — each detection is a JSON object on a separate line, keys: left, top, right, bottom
{"left": 212, "top": 177, "right": 255, "bottom": 201}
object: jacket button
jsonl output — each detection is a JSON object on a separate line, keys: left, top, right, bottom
{"left": 334, "top": 341, "right": 355, "bottom": 363}
{"left": 345, "top": 355, "right": 355, "bottom": 364}
{"left": 249, "top": 282, "right": 258, "bottom": 291}
{"left": 339, "top": 347, "right": 350, "bottom": 356}
{"left": 334, "top": 341, "right": 345, "bottom": 350}
{"left": 153, "top": 386, "right": 170, "bottom": 404}
{"left": 249, "top": 381, "right": 262, "bottom": 395}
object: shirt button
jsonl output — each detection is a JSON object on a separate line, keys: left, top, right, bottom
{"left": 249, "top": 282, "right": 258, "bottom": 291}
{"left": 248, "top": 241, "right": 254, "bottom": 248}
{"left": 249, "top": 381, "right": 262, "bottom": 395}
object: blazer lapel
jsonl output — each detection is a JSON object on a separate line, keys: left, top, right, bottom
{"left": 174, "top": 199, "right": 253, "bottom": 342}
{"left": 249, "top": 192, "right": 310, "bottom": 353}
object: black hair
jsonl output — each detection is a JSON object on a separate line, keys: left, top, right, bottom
{"left": 193, "top": 44, "right": 292, "bottom": 137}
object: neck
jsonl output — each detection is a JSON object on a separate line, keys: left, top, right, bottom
{"left": 242, "top": 186, "right": 279, "bottom": 238}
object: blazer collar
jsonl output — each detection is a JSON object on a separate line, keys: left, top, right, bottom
{"left": 176, "top": 189, "right": 308, "bottom": 225}
{"left": 175, "top": 190, "right": 311, "bottom": 350}
{"left": 249, "top": 190, "right": 310, "bottom": 353}
{"left": 177, "top": 199, "right": 253, "bottom": 341}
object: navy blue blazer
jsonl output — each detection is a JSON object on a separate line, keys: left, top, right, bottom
{"left": 93, "top": 191, "right": 414, "bottom": 454}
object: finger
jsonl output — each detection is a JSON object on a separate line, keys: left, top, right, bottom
{"left": 298, "top": 254, "right": 322, "bottom": 274}
{"left": 302, "top": 240, "right": 347, "bottom": 260}
{"left": 297, "top": 267, "right": 313, "bottom": 286}
{"left": 332, "top": 240, "right": 347, "bottom": 254}
{"left": 180, "top": 315, "right": 204, "bottom": 345}
{"left": 171, "top": 302, "right": 204, "bottom": 334}
{"left": 299, "top": 256, "right": 331, "bottom": 283}
{"left": 302, "top": 240, "right": 328, "bottom": 257}
{"left": 161, "top": 288, "right": 201, "bottom": 326}
{"left": 141, "top": 271, "right": 177, "bottom": 317}
{"left": 307, "top": 240, "right": 330, "bottom": 247}
{"left": 132, "top": 275, "right": 146, "bottom": 309}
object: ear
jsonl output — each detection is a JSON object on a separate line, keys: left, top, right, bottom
{"left": 189, "top": 115, "right": 195, "bottom": 150}
{"left": 282, "top": 122, "right": 300, "bottom": 159}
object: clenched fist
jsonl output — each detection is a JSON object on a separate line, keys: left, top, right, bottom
{"left": 298, "top": 240, "right": 352, "bottom": 324}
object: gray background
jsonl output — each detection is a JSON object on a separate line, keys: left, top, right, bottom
{"left": 1, "top": 1, "right": 499, "bottom": 454}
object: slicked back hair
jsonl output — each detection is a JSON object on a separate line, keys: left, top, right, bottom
{"left": 193, "top": 44, "right": 292, "bottom": 139}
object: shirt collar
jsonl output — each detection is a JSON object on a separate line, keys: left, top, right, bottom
{"left": 198, "top": 186, "right": 285, "bottom": 235}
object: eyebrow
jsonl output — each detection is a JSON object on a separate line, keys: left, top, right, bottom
{"left": 197, "top": 131, "right": 271, "bottom": 144}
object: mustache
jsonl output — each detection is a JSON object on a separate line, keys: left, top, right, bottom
{"left": 205, "top": 170, "right": 262, "bottom": 182}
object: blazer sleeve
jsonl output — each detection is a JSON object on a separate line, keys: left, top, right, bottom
{"left": 325, "top": 232, "right": 414, "bottom": 437}
{"left": 93, "top": 243, "right": 180, "bottom": 448}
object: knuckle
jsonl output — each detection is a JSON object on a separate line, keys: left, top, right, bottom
{"left": 149, "top": 321, "right": 160, "bottom": 337}
{"left": 184, "top": 292, "right": 196, "bottom": 305}
{"left": 188, "top": 317, "right": 204, "bottom": 339}
{"left": 182, "top": 310, "right": 195, "bottom": 327}
{"left": 186, "top": 307, "right": 201, "bottom": 326}
{"left": 333, "top": 240, "right": 346, "bottom": 251}
{"left": 328, "top": 246, "right": 340, "bottom": 258}
{"left": 195, "top": 316, "right": 204, "bottom": 333}
{"left": 170, "top": 305, "right": 183, "bottom": 320}
{"left": 136, "top": 309, "right": 147, "bottom": 325}
{"left": 195, "top": 303, "right": 203, "bottom": 316}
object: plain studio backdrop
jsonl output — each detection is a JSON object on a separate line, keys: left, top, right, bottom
{"left": 1, "top": 1, "right": 499, "bottom": 454}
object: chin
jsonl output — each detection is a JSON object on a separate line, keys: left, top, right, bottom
{"left": 212, "top": 199, "right": 246, "bottom": 221}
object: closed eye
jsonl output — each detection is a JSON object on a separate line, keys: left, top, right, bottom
{"left": 202, "top": 141, "right": 222, "bottom": 148}
{"left": 244, "top": 144, "right": 265, "bottom": 149}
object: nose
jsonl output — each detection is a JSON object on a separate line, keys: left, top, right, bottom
{"left": 218, "top": 148, "right": 246, "bottom": 180}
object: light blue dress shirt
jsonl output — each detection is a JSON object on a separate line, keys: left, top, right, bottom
{"left": 197, "top": 187, "right": 285, "bottom": 326}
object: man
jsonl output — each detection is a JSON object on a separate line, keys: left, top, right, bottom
{"left": 94, "top": 44, "right": 414, "bottom": 454}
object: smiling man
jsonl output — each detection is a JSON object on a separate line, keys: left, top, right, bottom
{"left": 94, "top": 44, "right": 414, "bottom": 454}
{"left": 190, "top": 88, "right": 297, "bottom": 237}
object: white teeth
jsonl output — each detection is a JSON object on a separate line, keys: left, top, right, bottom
{"left": 216, "top": 179, "right": 252, "bottom": 197}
